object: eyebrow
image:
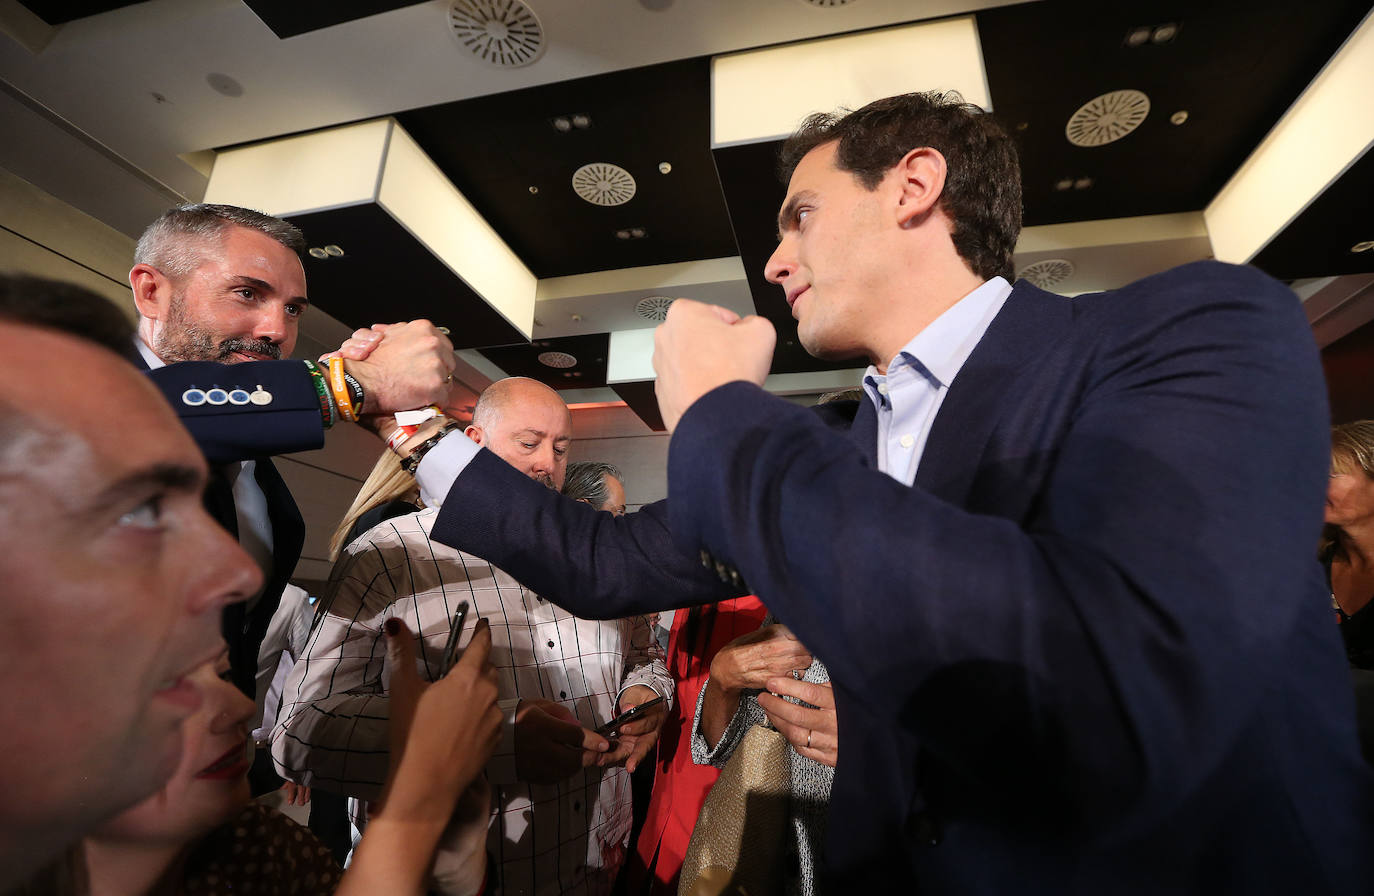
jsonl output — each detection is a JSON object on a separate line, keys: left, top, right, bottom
{"left": 89, "top": 462, "right": 205, "bottom": 512}
{"left": 777, "top": 190, "right": 817, "bottom": 240}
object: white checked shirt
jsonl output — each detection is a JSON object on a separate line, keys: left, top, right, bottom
{"left": 271, "top": 508, "right": 672, "bottom": 896}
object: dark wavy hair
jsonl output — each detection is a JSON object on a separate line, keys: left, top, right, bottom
{"left": 778, "top": 90, "right": 1022, "bottom": 283}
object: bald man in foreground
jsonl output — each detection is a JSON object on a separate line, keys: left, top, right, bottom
{"left": 275, "top": 377, "right": 670, "bottom": 896}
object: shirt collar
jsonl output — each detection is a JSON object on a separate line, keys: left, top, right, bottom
{"left": 864, "top": 276, "right": 1012, "bottom": 391}
{"left": 133, "top": 335, "right": 165, "bottom": 370}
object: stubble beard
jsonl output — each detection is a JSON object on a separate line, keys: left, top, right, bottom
{"left": 153, "top": 292, "right": 282, "bottom": 364}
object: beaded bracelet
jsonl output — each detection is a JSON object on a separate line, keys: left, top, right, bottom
{"left": 302, "top": 360, "right": 337, "bottom": 429}
{"left": 327, "top": 356, "right": 355, "bottom": 423}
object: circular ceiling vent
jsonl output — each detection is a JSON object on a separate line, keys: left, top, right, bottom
{"left": 1065, "top": 89, "right": 1150, "bottom": 147}
{"left": 572, "top": 163, "right": 637, "bottom": 206}
{"left": 448, "top": 0, "right": 545, "bottom": 68}
{"left": 537, "top": 351, "right": 578, "bottom": 369}
{"left": 1019, "top": 259, "right": 1076, "bottom": 290}
{"left": 635, "top": 295, "right": 675, "bottom": 322}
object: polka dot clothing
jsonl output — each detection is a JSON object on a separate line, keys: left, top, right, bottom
{"left": 180, "top": 802, "right": 341, "bottom": 895}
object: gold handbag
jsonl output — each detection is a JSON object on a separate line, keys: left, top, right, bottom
{"left": 678, "top": 722, "right": 790, "bottom": 896}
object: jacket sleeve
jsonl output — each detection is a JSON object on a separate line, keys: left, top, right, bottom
{"left": 430, "top": 448, "right": 735, "bottom": 618}
{"left": 145, "top": 359, "right": 324, "bottom": 464}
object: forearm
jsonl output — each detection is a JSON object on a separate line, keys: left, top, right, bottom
{"left": 337, "top": 817, "right": 447, "bottom": 896}
{"left": 698, "top": 675, "right": 740, "bottom": 751}
{"left": 430, "top": 448, "right": 734, "bottom": 619}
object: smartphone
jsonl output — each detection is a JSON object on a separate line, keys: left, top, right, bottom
{"left": 438, "top": 600, "right": 471, "bottom": 677}
{"left": 596, "top": 695, "right": 665, "bottom": 736}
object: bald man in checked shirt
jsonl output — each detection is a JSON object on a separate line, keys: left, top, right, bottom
{"left": 273, "top": 378, "right": 671, "bottom": 896}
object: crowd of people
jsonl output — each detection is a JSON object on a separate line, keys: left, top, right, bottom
{"left": 3, "top": 89, "right": 1374, "bottom": 896}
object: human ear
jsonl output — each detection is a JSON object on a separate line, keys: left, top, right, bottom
{"left": 464, "top": 423, "right": 485, "bottom": 446}
{"left": 129, "top": 263, "right": 171, "bottom": 320}
{"left": 894, "top": 147, "right": 947, "bottom": 228}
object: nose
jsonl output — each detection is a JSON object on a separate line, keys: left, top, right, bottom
{"left": 209, "top": 674, "right": 258, "bottom": 732}
{"left": 190, "top": 512, "right": 263, "bottom": 616}
{"left": 530, "top": 443, "right": 556, "bottom": 480}
{"left": 764, "top": 238, "right": 795, "bottom": 285}
{"left": 252, "top": 304, "right": 289, "bottom": 347}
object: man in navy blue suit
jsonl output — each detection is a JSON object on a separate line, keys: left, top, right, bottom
{"left": 376, "top": 91, "right": 1374, "bottom": 892}
{"left": 128, "top": 204, "right": 455, "bottom": 704}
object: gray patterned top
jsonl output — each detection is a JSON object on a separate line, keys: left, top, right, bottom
{"left": 691, "top": 630, "right": 834, "bottom": 896}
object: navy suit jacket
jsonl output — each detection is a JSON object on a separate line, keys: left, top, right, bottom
{"left": 139, "top": 357, "right": 322, "bottom": 695}
{"left": 433, "top": 262, "right": 1374, "bottom": 893}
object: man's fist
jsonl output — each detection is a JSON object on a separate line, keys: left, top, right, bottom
{"left": 652, "top": 299, "right": 775, "bottom": 432}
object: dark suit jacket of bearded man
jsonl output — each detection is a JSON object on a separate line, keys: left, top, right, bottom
{"left": 135, "top": 352, "right": 320, "bottom": 698}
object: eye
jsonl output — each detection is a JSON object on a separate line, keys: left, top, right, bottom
{"left": 285, "top": 303, "right": 306, "bottom": 318}
{"left": 233, "top": 287, "right": 256, "bottom": 301}
{"left": 554, "top": 446, "right": 568, "bottom": 457}
{"left": 519, "top": 441, "right": 537, "bottom": 450}
{"left": 795, "top": 207, "right": 812, "bottom": 225}
{"left": 118, "top": 495, "right": 164, "bottom": 529}
{"left": 217, "top": 664, "right": 235, "bottom": 683}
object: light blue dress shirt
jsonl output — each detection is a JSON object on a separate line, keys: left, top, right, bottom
{"left": 862, "top": 277, "right": 1012, "bottom": 486}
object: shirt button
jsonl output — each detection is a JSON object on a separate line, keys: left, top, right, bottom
{"left": 900, "top": 434, "right": 915, "bottom": 449}
{"left": 559, "top": 691, "right": 567, "bottom": 699}
{"left": 547, "top": 639, "right": 555, "bottom": 649}
{"left": 877, "top": 382, "right": 889, "bottom": 395}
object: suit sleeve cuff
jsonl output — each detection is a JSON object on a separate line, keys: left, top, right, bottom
{"left": 416, "top": 431, "right": 482, "bottom": 509}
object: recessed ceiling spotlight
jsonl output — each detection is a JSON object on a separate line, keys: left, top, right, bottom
{"left": 323, "top": 245, "right": 344, "bottom": 257}
{"left": 1019, "top": 259, "right": 1076, "bottom": 289}
{"left": 551, "top": 116, "right": 572, "bottom": 132}
{"left": 571, "top": 113, "right": 592, "bottom": 129}
{"left": 540, "top": 352, "right": 579, "bottom": 369}
{"left": 616, "top": 229, "right": 632, "bottom": 240}
{"left": 1170, "top": 110, "right": 1189, "bottom": 126}
{"left": 1015, "top": 121, "right": 1030, "bottom": 132}
{"left": 529, "top": 185, "right": 539, "bottom": 194}
{"left": 636, "top": 296, "right": 675, "bottom": 322}
{"left": 1151, "top": 22, "right": 1180, "bottom": 44}
{"left": 1352, "top": 241, "right": 1374, "bottom": 253}
{"left": 658, "top": 161, "right": 672, "bottom": 174}
{"left": 448, "top": 0, "right": 545, "bottom": 68}
{"left": 1124, "top": 26, "right": 1152, "bottom": 48}
{"left": 1074, "top": 177, "right": 1093, "bottom": 190}
{"left": 630, "top": 227, "right": 646, "bottom": 239}
{"left": 307, "top": 247, "right": 328, "bottom": 259}
{"left": 572, "top": 162, "right": 637, "bottom": 206}
{"left": 797, "top": 0, "right": 858, "bottom": 6}
{"left": 570, "top": 313, "right": 583, "bottom": 322}
{"left": 1065, "top": 89, "right": 1150, "bottom": 147}
{"left": 1054, "top": 178, "right": 1075, "bottom": 192}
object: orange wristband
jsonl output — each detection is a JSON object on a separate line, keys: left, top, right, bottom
{"left": 327, "top": 357, "right": 355, "bottom": 423}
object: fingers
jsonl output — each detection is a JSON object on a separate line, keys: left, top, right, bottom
{"left": 383, "top": 617, "right": 420, "bottom": 741}
{"left": 452, "top": 617, "right": 493, "bottom": 673}
{"left": 764, "top": 676, "right": 834, "bottom": 709}
{"left": 758, "top": 690, "right": 838, "bottom": 767}
{"left": 625, "top": 730, "right": 660, "bottom": 773}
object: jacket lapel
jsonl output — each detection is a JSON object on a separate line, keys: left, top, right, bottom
{"left": 915, "top": 282, "right": 1071, "bottom": 504}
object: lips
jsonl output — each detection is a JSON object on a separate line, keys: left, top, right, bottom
{"left": 230, "top": 351, "right": 271, "bottom": 363}
{"left": 196, "top": 741, "right": 250, "bottom": 780}
{"left": 786, "top": 286, "right": 810, "bottom": 316}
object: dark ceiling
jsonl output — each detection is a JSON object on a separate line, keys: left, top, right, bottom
{"left": 21, "top": 0, "right": 1374, "bottom": 430}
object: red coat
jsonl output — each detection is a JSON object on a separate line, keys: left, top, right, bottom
{"left": 626, "top": 596, "right": 768, "bottom": 896}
